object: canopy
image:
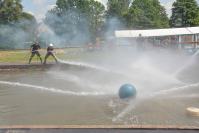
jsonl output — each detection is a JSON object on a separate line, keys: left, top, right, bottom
{"left": 115, "top": 27, "right": 199, "bottom": 38}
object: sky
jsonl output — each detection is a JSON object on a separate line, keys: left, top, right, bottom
{"left": 22, "top": 0, "right": 198, "bottom": 22}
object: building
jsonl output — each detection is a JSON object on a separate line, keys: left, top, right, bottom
{"left": 115, "top": 27, "right": 199, "bottom": 49}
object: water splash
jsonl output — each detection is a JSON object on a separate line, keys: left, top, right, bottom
{"left": 112, "top": 99, "right": 138, "bottom": 122}
{"left": 170, "top": 94, "right": 199, "bottom": 98}
{"left": 0, "top": 81, "right": 106, "bottom": 96}
{"left": 113, "top": 82, "right": 199, "bottom": 122}
{"left": 47, "top": 71, "right": 118, "bottom": 94}
{"left": 174, "top": 49, "right": 199, "bottom": 76}
{"left": 58, "top": 59, "right": 110, "bottom": 72}
{"left": 153, "top": 82, "right": 199, "bottom": 96}
{"left": 129, "top": 58, "right": 182, "bottom": 87}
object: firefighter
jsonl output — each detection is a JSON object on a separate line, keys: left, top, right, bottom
{"left": 43, "top": 43, "right": 58, "bottom": 64}
{"left": 28, "top": 41, "right": 42, "bottom": 64}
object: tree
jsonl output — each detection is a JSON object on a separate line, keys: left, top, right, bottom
{"left": 21, "top": 12, "right": 35, "bottom": 21}
{"left": 103, "top": 0, "right": 130, "bottom": 37}
{"left": 0, "top": 0, "right": 37, "bottom": 49}
{"left": 87, "top": 0, "right": 105, "bottom": 41}
{"left": 18, "top": 12, "right": 37, "bottom": 35}
{"left": 106, "top": 0, "right": 130, "bottom": 19}
{"left": 0, "top": 0, "right": 36, "bottom": 24}
{"left": 125, "top": 0, "right": 169, "bottom": 29}
{"left": 45, "top": 0, "right": 105, "bottom": 45}
{"left": 170, "top": 0, "right": 199, "bottom": 27}
{"left": 0, "top": 0, "right": 23, "bottom": 24}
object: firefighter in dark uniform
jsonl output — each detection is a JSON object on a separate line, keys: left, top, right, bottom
{"left": 43, "top": 43, "right": 58, "bottom": 64}
{"left": 29, "top": 41, "right": 42, "bottom": 64}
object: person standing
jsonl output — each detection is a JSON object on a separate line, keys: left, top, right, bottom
{"left": 28, "top": 41, "right": 42, "bottom": 64}
{"left": 136, "top": 34, "right": 145, "bottom": 51}
{"left": 43, "top": 43, "right": 58, "bottom": 64}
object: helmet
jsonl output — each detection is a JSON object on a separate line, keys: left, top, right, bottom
{"left": 49, "top": 43, "right": 54, "bottom": 47}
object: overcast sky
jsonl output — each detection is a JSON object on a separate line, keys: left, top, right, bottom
{"left": 22, "top": 0, "right": 199, "bottom": 22}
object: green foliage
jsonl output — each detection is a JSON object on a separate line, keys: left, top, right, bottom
{"left": 45, "top": 0, "right": 105, "bottom": 44}
{"left": 88, "top": 0, "right": 105, "bottom": 41}
{"left": 21, "top": 12, "right": 36, "bottom": 21}
{"left": 0, "top": 0, "right": 23, "bottom": 24}
{"left": 106, "top": 0, "right": 130, "bottom": 19}
{"left": 170, "top": 0, "right": 199, "bottom": 27}
{"left": 103, "top": 0, "right": 130, "bottom": 36}
{"left": 125, "top": 0, "right": 169, "bottom": 29}
{"left": 0, "top": 0, "right": 37, "bottom": 49}
{"left": 2, "top": 0, "right": 199, "bottom": 49}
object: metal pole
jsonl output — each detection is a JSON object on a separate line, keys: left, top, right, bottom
{"left": 194, "top": 34, "right": 198, "bottom": 49}
{"left": 178, "top": 35, "right": 182, "bottom": 49}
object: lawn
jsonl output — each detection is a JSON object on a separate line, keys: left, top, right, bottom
{"left": 0, "top": 48, "right": 110, "bottom": 64}
{"left": 0, "top": 48, "right": 85, "bottom": 64}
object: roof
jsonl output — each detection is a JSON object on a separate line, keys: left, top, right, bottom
{"left": 115, "top": 27, "right": 199, "bottom": 38}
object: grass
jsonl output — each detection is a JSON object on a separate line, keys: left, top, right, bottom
{"left": 0, "top": 48, "right": 109, "bottom": 64}
{"left": 0, "top": 50, "right": 29, "bottom": 63}
{"left": 0, "top": 48, "right": 84, "bottom": 64}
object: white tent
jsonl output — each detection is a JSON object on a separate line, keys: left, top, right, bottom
{"left": 115, "top": 27, "right": 199, "bottom": 38}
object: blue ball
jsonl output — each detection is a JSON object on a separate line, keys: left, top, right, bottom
{"left": 119, "top": 84, "right": 137, "bottom": 99}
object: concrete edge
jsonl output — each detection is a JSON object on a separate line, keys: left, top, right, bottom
{"left": 0, "top": 125, "right": 198, "bottom": 130}
{"left": 0, "top": 64, "right": 55, "bottom": 69}
{"left": 0, "top": 64, "right": 101, "bottom": 72}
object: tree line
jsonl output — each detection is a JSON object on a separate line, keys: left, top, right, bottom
{"left": 0, "top": 0, "right": 36, "bottom": 49}
{"left": 1, "top": 0, "right": 199, "bottom": 48}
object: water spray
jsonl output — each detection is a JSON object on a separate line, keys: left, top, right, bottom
{"left": 0, "top": 81, "right": 106, "bottom": 96}
{"left": 174, "top": 49, "right": 199, "bottom": 76}
{"left": 57, "top": 59, "right": 110, "bottom": 72}
{"left": 113, "top": 82, "right": 199, "bottom": 122}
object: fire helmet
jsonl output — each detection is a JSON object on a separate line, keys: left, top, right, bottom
{"left": 49, "top": 43, "right": 54, "bottom": 47}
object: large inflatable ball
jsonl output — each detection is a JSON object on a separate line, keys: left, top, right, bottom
{"left": 119, "top": 84, "right": 137, "bottom": 99}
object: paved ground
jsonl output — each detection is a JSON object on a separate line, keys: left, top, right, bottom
{"left": 0, "top": 64, "right": 56, "bottom": 71}
{"left": 0, "top": 128, "right": 198, "bottom": 133}
{"left": 0, "top": 125, "right": 199, "bottom": 133}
